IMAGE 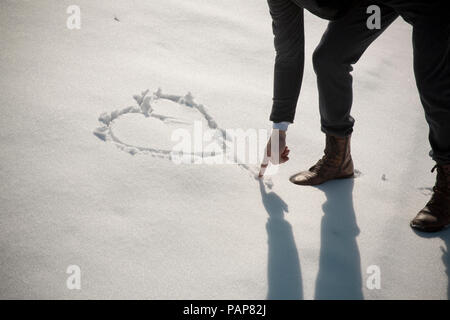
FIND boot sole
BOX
[410,221,449,233]
[289,172,354,186]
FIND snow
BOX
[0,0,448,299]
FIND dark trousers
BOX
[267,0,450,164]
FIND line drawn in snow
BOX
[418,187,433,196]
[94,88,273,188]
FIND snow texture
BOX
[0,0,449,299]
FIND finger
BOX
[281,150,289,158]
[258,163,268,177]
[280,156,289,164]
[259,151,270,176]
[261,150,270,166]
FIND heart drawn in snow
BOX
[93,88,225,159]
[93,88,273,188]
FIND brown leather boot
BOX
[289,134,354,186]
[411,164,450,232]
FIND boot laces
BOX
[428,165,450,211]
[310,137,342,174]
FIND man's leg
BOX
[391,0,450,231]
[409,13,450,165]
[313,2,399,137]
[267,0,305,123]
[290,3,399,186]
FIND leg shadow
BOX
[314,178,364,299]
[413,228,450,299]
[259,180,303,300]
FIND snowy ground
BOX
[1,0,449,299]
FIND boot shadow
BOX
[314,178,364,299]
[413,228,450,298]
[259,180,303,300]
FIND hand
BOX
[258,130,290,177]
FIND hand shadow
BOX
[259,179,303,300]
[314,178,364,299]
[412,227,450,298]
